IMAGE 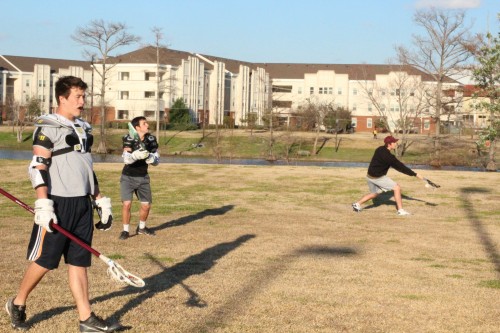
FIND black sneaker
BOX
[136,226,155,236]
[5,298,29,331]
[118,231,129,240]
[79,312,121,332]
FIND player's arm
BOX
[29,131,57,232]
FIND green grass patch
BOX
[478,280,500,289]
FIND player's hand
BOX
[94,197,113,231]
[34,198,57,232]
[146,153,157,164]
[132,148,149,160]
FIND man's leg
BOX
[137,202,155,236]
[119,201,132,240]
[68,265,91,321]
[139,202,151,222]
[393,184,403,210]
[14,262,49,305]
[6,262,48,330]
[357,193,378,205]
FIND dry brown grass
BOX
[0,160,499,332]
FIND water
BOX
[0,149,489,172]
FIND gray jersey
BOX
[32,114,95,197]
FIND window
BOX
[353,88,357,96]
[272,85,292,93]
[367,118,373,128]
[352,104,357,111]
[120,91,129,100]
[368,104,372,112]
[26,80,30,87]
[144,110,155,118]
[145,72,156,81]
[337,88,342,95]
[381,104,386,111]
[38,80,46,87]
[272,100,292,108]
[319,87,323,94]
[381,89,386,96]
[120,72,130,80]
[117,110,129,120]
[145,91,155,98]
[310,87,314,95]
[298,87,302,94]
[424,120,430,130]
[328,87,333,94]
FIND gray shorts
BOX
[120,174,153,203]
[366,175,397,194]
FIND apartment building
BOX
[1,49,467,134]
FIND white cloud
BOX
[415,0,481,9]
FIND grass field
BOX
[0,160,499,332]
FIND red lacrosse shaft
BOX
[0,187,100,257]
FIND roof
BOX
[254,63,455,82]
[0,55,91,72]
[113,46,257,73]
[1,48,459,84]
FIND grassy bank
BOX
[0,125,493,167]
[0,160,498,332]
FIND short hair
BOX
[55,76,88,105]
[131,116,147,129]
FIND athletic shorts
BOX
[27,195,93,269]
[120,174,152,203]
[366,175,397,194]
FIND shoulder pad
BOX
[34,114,72,129]
[144,133,157,143]
[122,134,135,142]
[75,118,92,132]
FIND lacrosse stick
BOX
[0,188,145,288]
[423,178,441,189]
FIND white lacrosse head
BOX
[107,262,145,288]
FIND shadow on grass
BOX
[363,191,437,210]
[26,234,255,329]
[460,187,500,278]
[151,205,235,233]
[185,244,358,332]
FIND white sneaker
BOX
[352,202,362,212]
[397,209,411,216]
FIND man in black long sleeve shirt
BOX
[352,135,424,215]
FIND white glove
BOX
[146,153,158,165]
[94,197,113,231]
[132,149,149,160]
[34,199,57,233]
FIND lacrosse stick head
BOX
[106,260,145,288]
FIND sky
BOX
[1,0,498,64]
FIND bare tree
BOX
[296,97,330,156]
[357,66,430,156]
[5,96,41,142]
[72,20,140,153]
[396,8,474,162]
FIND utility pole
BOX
[151,26,164,140]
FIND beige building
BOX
[1,49,468,134]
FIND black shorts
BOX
[27,195,93,269]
